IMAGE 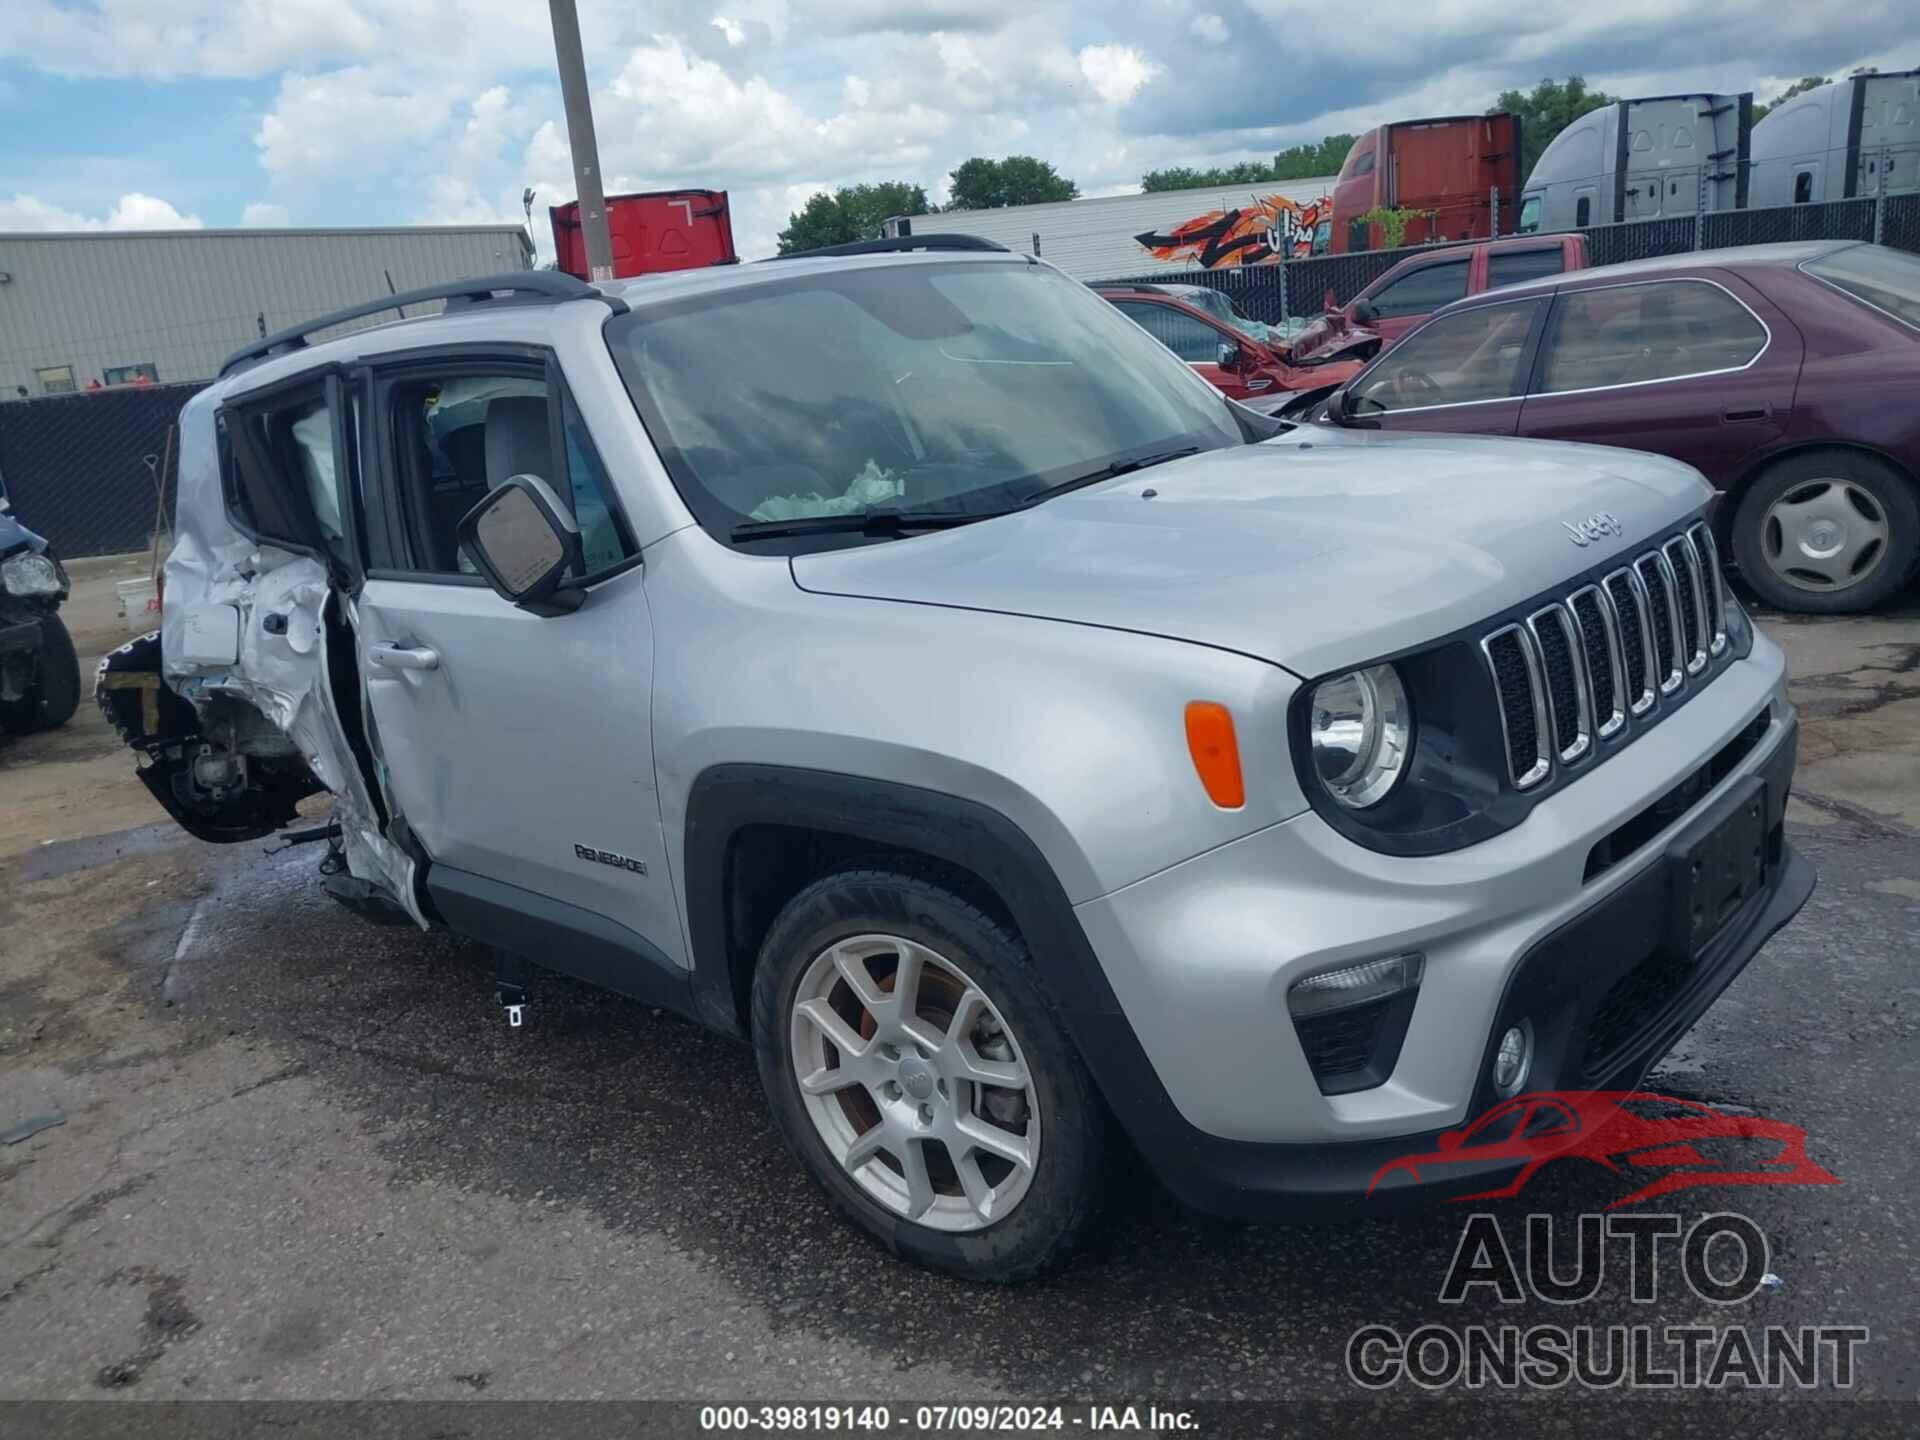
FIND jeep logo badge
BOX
[1562,512,1624,547]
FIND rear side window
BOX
[1487,248,1566,290]
[223,380,356,573]
[1802,244,1920,330]
[1367,260,1470,318]
[1536,280,1767,394]
[1793,171,1814,204]
[1347,299,1543,414]
[1111,300,1223,363]
[1575,196,1592,227]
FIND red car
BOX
[1310,241,1920,613]
[1339,234,1590,350]
[1367,1091,1838,1208]
[1094,282,1378,401]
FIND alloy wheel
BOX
[788,933,1040,1232]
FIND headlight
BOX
[1308,663,1412,808]
[0,551,62,597]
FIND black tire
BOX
[751,868,1111,1281]
[0,612,82,733]
[1730,451,1919,614]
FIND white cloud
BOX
[255,67,460,176]
[240,201,291,227]
[0,191,202,231]
[1189,13,1230,45]
[711,14,747,46]
[1077,44,1159,106]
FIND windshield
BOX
[1173,287,1272,343]
[1802,244,1920,331]
[605,260,1249,548]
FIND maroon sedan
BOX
[1310,241,1920,613]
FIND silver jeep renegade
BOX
[103,239,1814,1280]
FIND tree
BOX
[1752,76,1831,124]
[1492,76,1618,180]
[777,181,930,254]
[1141,135,1355,192]
[943,156,1077,210]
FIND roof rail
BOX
[219,271,623,377]
[759,234,1009,263]
[1087,280,1168,294]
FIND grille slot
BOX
[1689,522,1729,655]
[1635,552,1684,693]
[1568,585,1626,739]
[1482,625,1550,788]
[1604,568,1655,714]
[1664,536,1708,673]
[1527,604,1591,763]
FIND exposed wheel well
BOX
[720,822,1020,1033]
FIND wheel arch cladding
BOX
[683,765,1110,1037]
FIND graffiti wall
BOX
[1135,194,1331,268]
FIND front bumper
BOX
[1071,643,1813,1219]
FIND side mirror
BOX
[1325,386,1350,424]
[457,475,586,616]
[1350,299,1379,328]
[1217,342,1243,370]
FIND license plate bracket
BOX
[1666,775,1768,958]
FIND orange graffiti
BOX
[1136,194,1330,268]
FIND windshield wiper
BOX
[1018,446,1202,508]
[730,508,1006,542]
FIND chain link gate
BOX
[0,383,206,558]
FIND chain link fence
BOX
[1093,188,1920,320]
[1703,197,1878,250]
[0,383,205,557]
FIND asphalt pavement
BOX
[0,577,1914,1428]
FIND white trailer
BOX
[1748,69,1920,207]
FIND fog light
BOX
[1287,953,1424,1019]
[1491,1020,1533,1097]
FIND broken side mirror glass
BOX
[456,476,586,616]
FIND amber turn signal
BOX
[1184,701,1245,809]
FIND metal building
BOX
[892,177,1337,279]
[0,224,533,401]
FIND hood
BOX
[792,428,1711,677]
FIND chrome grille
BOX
[1482,625,1550,789]
[1689,522,1729,655]
[1663,535,1709,675]
[1527,604,1591,763]
[1567,585,1626,739]
[1481,526,1729,791]
[1635,551,1685,694]
[1603,567,1656,715]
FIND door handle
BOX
[1722,406,1769,422]
[369,644,440,671]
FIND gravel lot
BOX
[1,556,1915,1422]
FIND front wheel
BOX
[0,611,81,733]
[751,869,1111,1281]
[1731,453,1919,614]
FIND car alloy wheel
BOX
[1760,478,1890,594]
[788,932,1040,1232]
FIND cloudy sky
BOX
[1,1,1912,259]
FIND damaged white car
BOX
[104,243,1811,1280]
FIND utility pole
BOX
[547,0,614,280]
